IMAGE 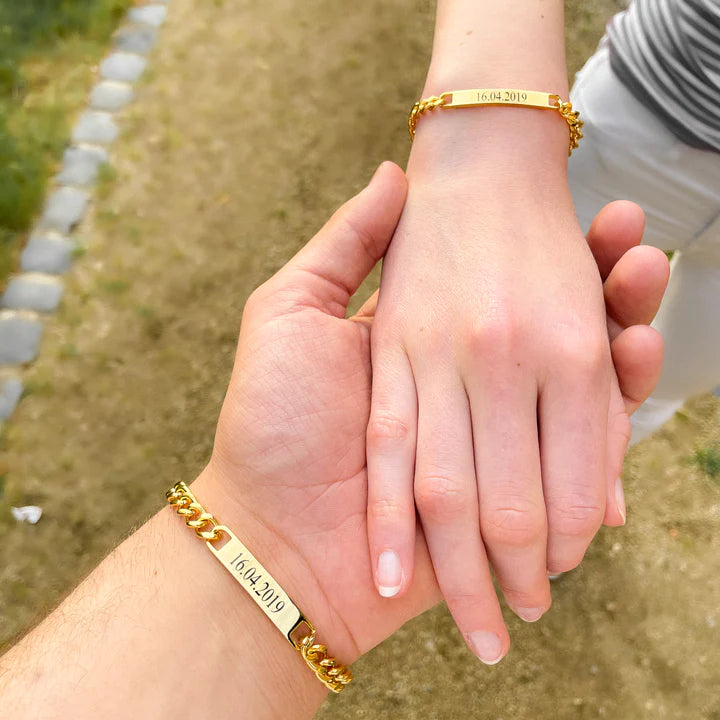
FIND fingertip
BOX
[376,549,410,598]
[611,325,664,412]
[514,605,548,623]
[368,161,408,199]
[467,629,510,665]
[590,200,646,245]
[586,200,646,280]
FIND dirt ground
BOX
[1,1,718,718]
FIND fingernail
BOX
[516,607,544,623]
[468,631,503,665]
[615,478,626,525]
[377,551,402,597]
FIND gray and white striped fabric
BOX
[608,0,720,152]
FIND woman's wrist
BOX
[407,104,571,184]
[413,0,570,181]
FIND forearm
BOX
[412,0,570,179]
[427,0,567,91]
[0,473,329,719]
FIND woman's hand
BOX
[365,116,669,663]
[197,161,668,672]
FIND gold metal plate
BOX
[207,527,309,645]
[442,88,557,110]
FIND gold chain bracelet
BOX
[408,88,583,155]
[166,481,353,693]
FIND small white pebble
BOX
[11,506,42,524]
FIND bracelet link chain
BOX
[551,95,584,154]
[408,88,583,156]
[166,481,353,693]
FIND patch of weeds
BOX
[0,474,5,500]
[95,162,118,200]
[22,375,53,397]
[95,207,121,225]
[71,243,87,260]
[691,446,720,484]
[58,342,78,359]
[98,276,130,294]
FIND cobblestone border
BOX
[0,1,169,421]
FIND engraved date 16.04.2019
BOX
[478,89,528,103]
[228,551,286,613]
[207,529,307,642]
[441,88,556,111]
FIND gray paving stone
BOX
[2,276,64,313]
[128,4,167,27]
[21,235,76,274]
[100,52,147,83]
[0,314,44,365]
[0,375,23,420]
[72,111,119,145]
[39,187,90,234]
[56,145,108,186]
[89,80,135,112]
[114,24,158,54]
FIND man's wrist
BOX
[190,463,361,664]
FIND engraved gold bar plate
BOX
[442,89,557,110]
[207,527,310,646]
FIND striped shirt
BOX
[608,0,720,152]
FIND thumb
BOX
[280,161,407,316]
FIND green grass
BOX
[0,0,132,287]
[692,446,720,482]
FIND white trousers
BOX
[569,44,720,443]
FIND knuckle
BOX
[482,502,545,549]
[403,323,448,356]
[367,415,410,447]
[548,496,604,538]
[443,591,491,615]
[368,497,411,525]
[501,583,549,608]
[466,313,519,359]
[557,331,607,375]
[414,474,468,522]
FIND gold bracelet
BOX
[166,481,353,693]
[408,88,583,155]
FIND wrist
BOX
[407,100,571,186]
[191,462,361,661]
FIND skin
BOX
[0,164,668,718]
[366,0,644,663]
